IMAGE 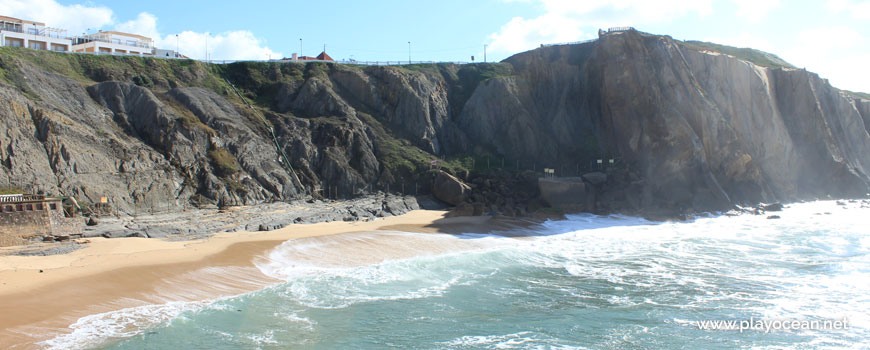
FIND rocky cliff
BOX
[1,28,869,217]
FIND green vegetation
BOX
[356,112,434,175]
[0,186,23,195]
[356,112,467,177]
[844,90,870,100]
[0,46,228,92]
[678,40,795,69]
[155,93,216,134]
[216,60,306,104]
[208,147,241,177]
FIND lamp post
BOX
[175,34,179,58]
[484,44,487,63]
[299,38,302,58]
[408,41,411,64]
[205,32,209,62]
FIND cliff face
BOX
[0,29,868,216]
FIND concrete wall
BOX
[538,177,593,210]
[0,31,71,51]
[0,200,83,246]
[48,204,83,237]
[72,40,152,55]
[0,206,51,246]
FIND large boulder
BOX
[432,171,471,206]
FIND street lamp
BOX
[299,38,302,57]
[175,34,179,58]
[205,32,209,62]
[408,41,411,64]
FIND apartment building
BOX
[0,15,71,52]
[72,30,153,56]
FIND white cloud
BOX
[488,14,587,53]
[487,0,712,55]
[0,0,112,35]
[170,31,281,61]
[115,12,281,60]
[704,33,775,52]
[115,12,160,40]
[730,0,781,22]
[782,26,868,92]
[827,0,870,19]
[0,0,281,60]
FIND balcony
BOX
[76,35,152,50]
[1,25,70,40]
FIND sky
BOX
[0,0,868,92]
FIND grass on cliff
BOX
[208,147,241,177]
[844,90,870,100]
[678,40,795,69]
[356,112,467,177]
[0,186,23,195]
[0,47,229,93]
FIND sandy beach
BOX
[0,209,484,349]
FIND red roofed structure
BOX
[315,51,333,61]
[283,51,334,62]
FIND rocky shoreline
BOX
[7,192,870,257]
[4,193,437,256]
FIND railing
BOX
[2,45,476,65]
[608,27,635,32]
[76,37,152,49]
[541,38,598,47]
[0,27,71,40]
[1,26,22,33]
[0,194,45,203]
[201,59,473,66]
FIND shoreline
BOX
[0,209,484,349]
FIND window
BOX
[36,203,43,211]
[5,39,22,47]
[4,206,12,212]
[25,204,33,211]
[112,38,121,44]
[50,203,57,210]
[126,40,137,46]
[27,28,39,35]
[29,42,43,50]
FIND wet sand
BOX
[0,210,500,349]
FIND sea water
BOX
[45,200,870,349]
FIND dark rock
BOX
[447,203,475,217]
[762,203,784,212]
[767,215,781,219]
[87,217,99,226]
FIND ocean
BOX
[44,200,870,349]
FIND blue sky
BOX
[1,0,869,92]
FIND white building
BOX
[153,48,188,59]
[72,31,153,56]
[0,15,71,52]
